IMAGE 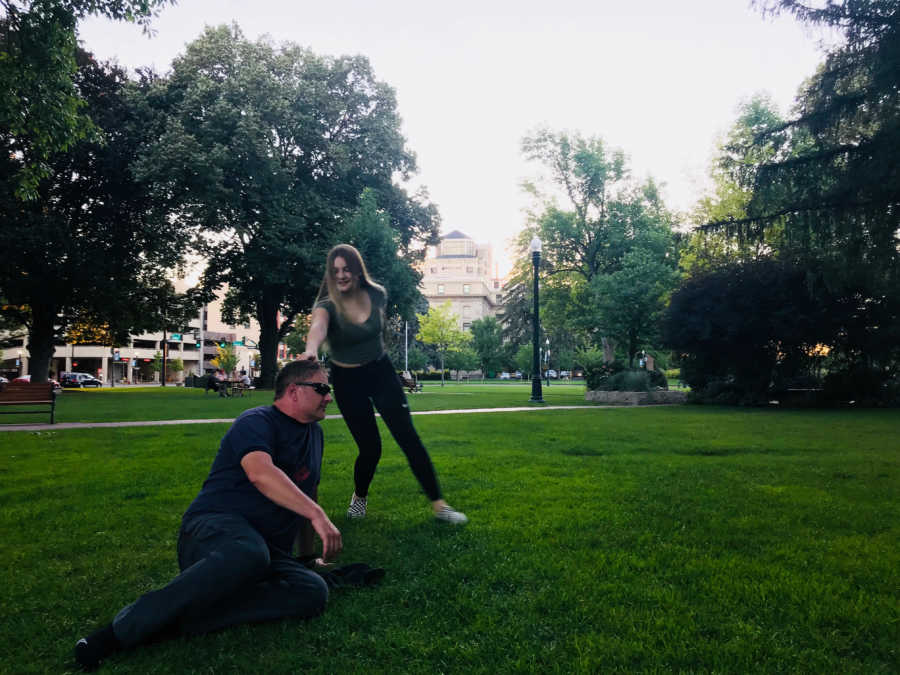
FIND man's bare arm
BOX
[240,451,342,560]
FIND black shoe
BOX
[75,624,118,671]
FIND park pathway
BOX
[0,405,627,432]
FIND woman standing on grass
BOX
[301,244,467,525]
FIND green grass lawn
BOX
[0,381,591,425]
[1,405,897,673]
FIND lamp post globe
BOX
[529,236,543,403]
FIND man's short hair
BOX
[274,360,326,400]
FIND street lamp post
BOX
[545,337,550,387]
[197,305,205,376]
[529,236,543,403]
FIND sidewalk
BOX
[0,405,615,432]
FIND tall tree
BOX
[513,343,534,379]
[724,2,899,282]
[0,50,192,383]
[592,248,680,367]
[508,129,678,359]
[469,316,506,379]
[744,0,899,266]
[0,0,173,199]
[338,188,428,323]
[700,1,900,387]
[682,94,789,277]
[137,25,438,388]
[416,302,470,386]
[444,345,479,382]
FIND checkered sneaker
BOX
[347,494,367,519]
[435,505,468,525]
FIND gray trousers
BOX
[112,512,328,647]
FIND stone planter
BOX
[585,390,687,405]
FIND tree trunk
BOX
[601,336,616,363]
[628,329,639,369]
[440,353,444,386]
[257,295,281,390]
[27,302,58,384]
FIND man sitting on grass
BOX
[75,360,342,670]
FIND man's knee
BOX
[307,573,329,615]
[274,568,329,617]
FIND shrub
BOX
[581,357,624,391]
[416,370,451,381]
[823,366,893,405]
[663,260,829,403]
[647,369,668,390]
[605,369,651,392]
[581,348,669,392]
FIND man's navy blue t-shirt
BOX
[182,405,323,553]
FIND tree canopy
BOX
[0,49,193,382]
[135,25,438,387]
[505,128,679,363]
[469,316,507,378]
[0,0,173,198]
[338,188,428,323]
[416,302,469,386]
[685,0,900,399]
[715,2,898,287]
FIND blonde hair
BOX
[314,244,386,319]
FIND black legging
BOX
[331,354,441,501]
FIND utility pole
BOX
[161,327,167,387]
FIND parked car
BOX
[559,370,570,379]
[514,370,522,379]
[12,374,62,390]
[61,372,103,388]
[545,369,558,379]
[0,375,8,384]
[499,372,511,380]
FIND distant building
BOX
[419,230,504,330]
[1,285,262,384]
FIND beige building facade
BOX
[420,230,504,330]
[1,285,262,384]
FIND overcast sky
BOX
[78,0,827,275]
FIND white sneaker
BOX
[347,494,367,519]
[435,505,468,524]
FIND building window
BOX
[462,322,471,330]
[466,266,473,274]
[493,280,500,289]
[437,284,445,295]
[463,284,471,294]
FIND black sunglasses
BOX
[294,382,332,396]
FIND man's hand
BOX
[241,451,341,559]
[310,512,342,561]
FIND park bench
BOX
[0,382,57,424]
[231,383,255,397]
[399,372,422,394]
